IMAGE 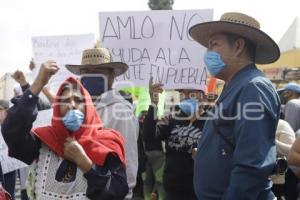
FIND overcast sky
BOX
[0,0,298,76]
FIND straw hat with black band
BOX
[66,48,128,76]
[189,12,280,64]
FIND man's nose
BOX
[70,100,76,109]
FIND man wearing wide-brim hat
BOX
[66,48,139,200]
[189,12,281,199]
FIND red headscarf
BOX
[32,77,126,166]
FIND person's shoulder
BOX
[287,98,300,106]
[244,74,277,96]
[96,90,134,108]
[234,65,272,93]
[250,73,273,87]
[240,75,280,113]
[245,65,271,85]
[285,99,300,113]
[277,119,295,136]
[114,99,135,111]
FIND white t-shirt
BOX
[285,98,300,132]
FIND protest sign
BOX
[99,10,212,90]
[32,34,95,93]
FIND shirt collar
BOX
[217,64,257,104]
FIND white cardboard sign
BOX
[32,34,95,93]
[99,10,213,90]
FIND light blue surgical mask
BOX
[179,98,199,115]
[204,51,226,76]
[62,109,84,132]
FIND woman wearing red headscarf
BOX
[1,61,129,200]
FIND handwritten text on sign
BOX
[99,10,213,90]
[32,34,95,93]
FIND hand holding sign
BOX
[149,77,163,105]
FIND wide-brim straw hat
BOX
[66,48,128,76]
[189,12,280,64]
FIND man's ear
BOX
[233,38,246,57]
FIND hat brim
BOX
[65,62,128,76]
[189,21,280,64]
[277,88,285,94]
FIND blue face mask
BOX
[179,98,199,115]
[62,109,84,132]
[204,51,226,76]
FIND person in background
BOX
[1,60,129,200]
[119,90,146,200]
[0,100,16,199]
[271,119,296,200]
[144,77,207,200]
[278,83,300,133]
[142,109,165,200]
[132,110,147,200]
[189,12,280,199]
[0,99,28,200]
[66,48,139,200]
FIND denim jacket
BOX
[194,64,280,200]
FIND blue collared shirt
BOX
[194,64,280,200]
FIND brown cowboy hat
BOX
[66,48,128,76]
[189,12,280,64]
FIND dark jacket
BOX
[21,83,51,111]
[194,64,280,200]
[143,105,206,197]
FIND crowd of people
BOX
[0,11,299,200]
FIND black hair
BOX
[224,32,256,62]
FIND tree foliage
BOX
[148,0,174,10]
